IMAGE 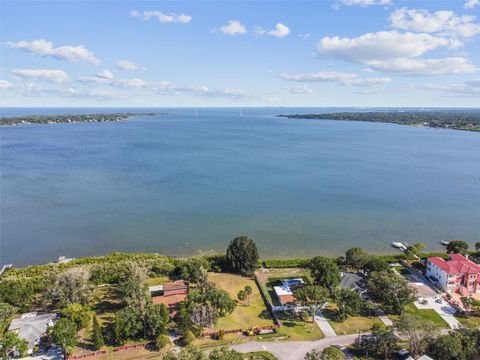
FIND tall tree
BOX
[187,284,236,328]
[113,306,143,345]
[367,272,415,314]
[362,257,390,275]
[60,303,92,330]
[91,315,105,350]
[333,288,362,322]
[226,236,259,276]
[396,313,437,357]
[0,302,18,332]
[293,285,329,323]
[179,257,211,285]
[309,257,341,291]
[0,280,34,312]
[50,318,78,356]
[0,331,28,359]
[117,261,149,309]
[345,247,368,269]
[144,303,170,340]
[45,268,92,307]
[447,240,469,254]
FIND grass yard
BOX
[255,268,313,306]
[208,272,274,330]
[243,351,278,360]
[274,318,324,341]
[388,303,448,329]
[455,315,480,329]
[322,307,383,335]
[144,276,170,287]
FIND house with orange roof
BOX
[149,280,189,314]
[426,254,480,295]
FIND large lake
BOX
[1,108,479,266]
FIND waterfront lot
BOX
[208,272,275,330]
[255,268,313,306]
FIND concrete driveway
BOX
[414,298,462,329]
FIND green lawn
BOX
[208,272,275,330]
[388,303,448,329]
[322,307,383,335]
[243,351,278,360]
[274,318,324,341]
[455,315,480,329]
[254,268,313,306]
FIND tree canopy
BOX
[225,236,259,276]
[367,272,415,314]
[446,240,469,254]
[293,285,329,322]
[308,257,341,291]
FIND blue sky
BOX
[1,0,479,107]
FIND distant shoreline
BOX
[278,111,480,132]
[0,112,161,126]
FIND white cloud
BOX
[12,69,70,82]
[96,70,114,79]
[465,0,479,9]
[427,79,480,96]
[0,80,14,89]
[113,78,147,88]
[338,0,391,7]
[317,31,459,62]
[18,83,123,99]
[316,31,474,75]
[78,74,147,88]
[130,10,191,23]
[154,81,261,99]
[390,8,480,38]
[9,39,100,64]
[280,71,392,86]
[288,85,314,94]
[215,20,247,36]
[117,59,145,71]
[366,57,478,75]
[255,23,290,38]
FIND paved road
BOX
[231,334,361,360]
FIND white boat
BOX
[441,240,450,246]
[392,242,407,250]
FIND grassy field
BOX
[274,317,324,341]
[388,303,448,329]
[455,315,480,329]
[255,268,313,306]
[208,272,275,330]
[322,307,383,335]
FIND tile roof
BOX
[428,254,480,275]
[152,293,187,307]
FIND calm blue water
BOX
[1,108,479,266]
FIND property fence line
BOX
[67,350,107,360]
[253,273,281,327]
[67,342,149,360]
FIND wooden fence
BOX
[67,350,107,360]
[67,342,149,360]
